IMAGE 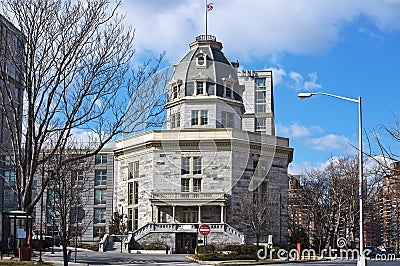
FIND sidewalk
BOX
[38,247,88,266]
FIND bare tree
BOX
[237,189,275,261]
[0,0,167,215]
[45,149,94,265]
[299,156,386,251]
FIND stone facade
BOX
[113,35,293,252]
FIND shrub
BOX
[224,244,257,255]
[197,244,216,254]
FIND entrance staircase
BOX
[130,223,244,243]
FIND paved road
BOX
[42,248,198,265]
[41,248,400,266]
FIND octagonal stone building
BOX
[113,35,293,253]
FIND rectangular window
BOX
[95,170,107,186]
[221,112,234,128]
[201,110,208,125]
[181,157,190,175]
[127,208,133,231]
[134,161,139,178]
[181,178,190,192]
[72,170,84,186]
[172,85,179,99]
[128,161,139,180]
[181,156,202,175]
[94,208,107,224]
[256,91,266,103]
[256,118,266,130]
[134,208,139,230]
[4,171,15,187]
[192,110,208,126]
[94,189,107,205]
[171,112,180,128]
[134,181,139,204]
[95,154,107,164]
[196,81,204,95]
[3,189,16,205]
[93,227,105,237]
[225,87,232,98]
[4,155,12,166]
[128,182,134,205]
[191,110,199,125]
[255,78,266,87]
[256,104,266,113]
[193,178,202,192]
[193,157,202,175]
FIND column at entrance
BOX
[198,206,202,223]
[172,205,176,223]
[220,205,225,223]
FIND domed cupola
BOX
[165,35,244,130]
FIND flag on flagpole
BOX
[207,2,214,12]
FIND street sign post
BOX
[199,224,210,257]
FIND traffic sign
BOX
[199,224,210,236]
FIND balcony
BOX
[150,192,227,206]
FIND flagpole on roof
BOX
[205,0,208,37]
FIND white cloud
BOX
[304,72,322,90]
[306,134,351,151]
[276,123,311,138]
[270,66,287,85]
[119,1,400,62]
[289,160,331,175]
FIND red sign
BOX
[199,224,210,236]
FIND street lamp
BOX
[298,91,366,266]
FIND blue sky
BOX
[120,0,400,174]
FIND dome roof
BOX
[169,35,241,101]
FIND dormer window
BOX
[222,75,236,99]
[169,79,182,100]
[198,56,205,66]
[196,51,207,68]
[196,81,204,95]
[193,74,208,96]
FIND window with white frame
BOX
[170,112,180,128]
[191,110,208,126]
[221,111,234,128]
[180,177,202,192]
[128,161,139,180]
[95,154,107,164]
[72,170,84,186]
[94,208,107,223]
[95,170,107,186]
[94,189,107,205]
[256,117,266,130]
[196,51,207,67]
[196,81,205,95]
[255,77,267,113]
[181,156,202,175]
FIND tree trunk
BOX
[60,235,69,266]
[256,236,260,261]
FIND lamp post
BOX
[37,153,45,264]
[298,92,366,266]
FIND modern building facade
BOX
[113,35,293,253]
[378,161,400,252]
[33,148,115,243]
[287,175,314,247]
[0,14,24,236]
